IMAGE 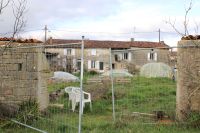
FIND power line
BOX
[0,29,43,36]
[49,29,158,35]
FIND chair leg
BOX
[72,101,76,112]
[68,100,70,108]
[90,102,92,111]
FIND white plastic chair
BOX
[65,87,74,107]
[65,87,92,113]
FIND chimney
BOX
[130,38,134,42]
[160,41,164,44]
[49,37,53,44]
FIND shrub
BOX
[15,99,39,125]
[88,70,98,75]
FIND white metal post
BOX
[78,36,84,133]
[109,48,116,122]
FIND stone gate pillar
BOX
[177,40,200,121]
[0,45,51,117]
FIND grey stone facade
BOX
[0,45,50,112]
[130,48,169,68]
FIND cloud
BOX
[1,0,200,47]
[26,0,121,28]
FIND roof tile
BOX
[47,39,169,48]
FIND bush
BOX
[1,99,39,128]
[188,112,200,128]
[15,99,39,125]
[126,63,140,74]
[88,70,98,75]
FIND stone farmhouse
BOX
[45,38,169,73]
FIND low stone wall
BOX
[177,40,200,121]
[0,45,51,116]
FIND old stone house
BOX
[45,38,169,73]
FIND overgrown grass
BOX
[2,76,200,133]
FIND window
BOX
[150,53,154,60]
[99,62,104,70]
[91,49,96,55]
[67,49,71,55]
[112,63,115,69]
[91,60,95,68]
[123,53,128,60]
[115,54,118,61]
[64,49,74,55]
[148,49,157,61]
[77,59,81,70]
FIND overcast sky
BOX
[0,0,200,46]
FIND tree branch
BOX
[165,0,193,37]
[0,0,11,14]
[0,0,27,54]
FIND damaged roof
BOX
[0,37,43,43]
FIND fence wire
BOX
[0,40,200,133]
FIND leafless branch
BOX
[165,0,193,37]
[11,0,27,38]
[184,0,193,36]
[0,0,11,14]
[0,0,27,54]
[194,20,199,35]
[165,18,185,36]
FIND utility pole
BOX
[44,25,48,43]
[158,28,161,43]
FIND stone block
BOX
[2,54,12,59]
[0,96,5,101]
[12,54,22,59]
[6,64,18,71]
[4,89,13,95]
[24,88,37,96]
[17,71,38,80]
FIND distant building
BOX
[45,38,170,73]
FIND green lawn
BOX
[1,76,200,133]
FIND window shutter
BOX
[88,60,91,69]
[147,53,150,61]
[71,49,75,56]
[96,61,100,70]
[119,54,122,60]
[73,59,76,67]
[91,49,96,55]
[62,58,66,68]
[128,52,132,61]
[154,53,157,61]
[64,49,67,55]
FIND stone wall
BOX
[46,48,111,72]
[0,45,50,114]
[131,48,170,68]
[177,40,200,121]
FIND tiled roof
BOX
[47,39,169,48]
[0,37,43,43]
[181,35,200,40]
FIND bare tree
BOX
[165,0,193,37]
[11,0,27,39]
[0,0,27,54]
[0,0,11,14]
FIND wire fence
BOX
[0,39,200,133]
